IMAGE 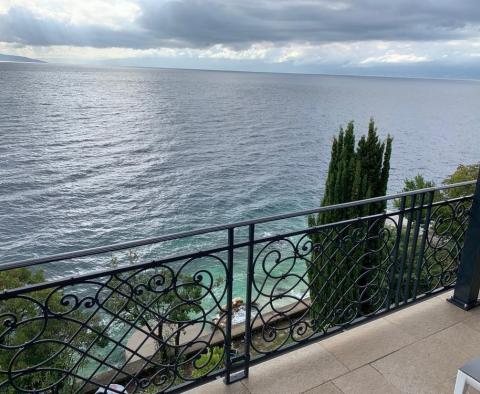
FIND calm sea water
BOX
[1,63,479,279]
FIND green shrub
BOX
[192,346,225,378]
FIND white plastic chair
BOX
[95,384,127,394]
[455,358,480,393]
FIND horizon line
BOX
[6,58,480,83]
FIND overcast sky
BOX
[1,0,480,78]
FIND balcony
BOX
[186,289,477,394]
[0,179,479,393]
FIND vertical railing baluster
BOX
[243,223,255,378]
[396,194,416,306]
[404,192,425,302]
[224,227,235,384]
[412,190,435,299]
[388,195,405,310]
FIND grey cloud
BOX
[1,0,480,49]
[0,7,155,48]
[139,0,480,47]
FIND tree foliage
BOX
[0,268,105,393]
[393,164,479,212]
[442,164,479,198]
[309,119,392,225]
[387,164,479,301]
[308,119,392,328]
[191,346,224,378]
[393,174,436,209]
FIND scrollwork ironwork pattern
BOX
[249,215,397,356]
[0,254,229,393]
[421,199,473,292]
[0,190,474,393]
[249,196,473,359]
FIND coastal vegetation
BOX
[442,163,479,197]
[191,346,224,378]
[393,174,436,210]
[307,119,392,328]
[393,163,479,210]
[390,163,479,299]
[0,268,106,393]
[306,116,478,331]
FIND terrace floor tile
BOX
[384,295,469,340]
[333,365,402,394]
[183,292,480,394]
[302,381,344,394]
[242,343,348,394]
[320,318,416,370]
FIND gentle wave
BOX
[1,63,480,278]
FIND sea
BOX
[1,62,479,280]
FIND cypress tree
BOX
[308,119,392,329]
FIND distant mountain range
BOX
[0,54,46,63]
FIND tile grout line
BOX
[294,317,424,391]
[299,379,347,394]
[299,361,388,392]
[312,362,383,390]
[221,298,474,394]
[330,380,347,394]
[299,378,348,394]
[359,313,472,369]
[292,314,472,391]
[311,308,471,386]
[317,318,417,372]
[369,362,393,383]
[319,343,351,373]
[382,318,466,348]
[368,363,407,394]
[366,320,478,392]
[240,380,252,393]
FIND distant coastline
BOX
[0,54,46,63]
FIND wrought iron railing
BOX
[0,180,477,393]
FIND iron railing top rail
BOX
[1,179,476,271]
[0,193,473,298]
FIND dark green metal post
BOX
[449,169,480,310]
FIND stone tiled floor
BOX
[185,291,480,394]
